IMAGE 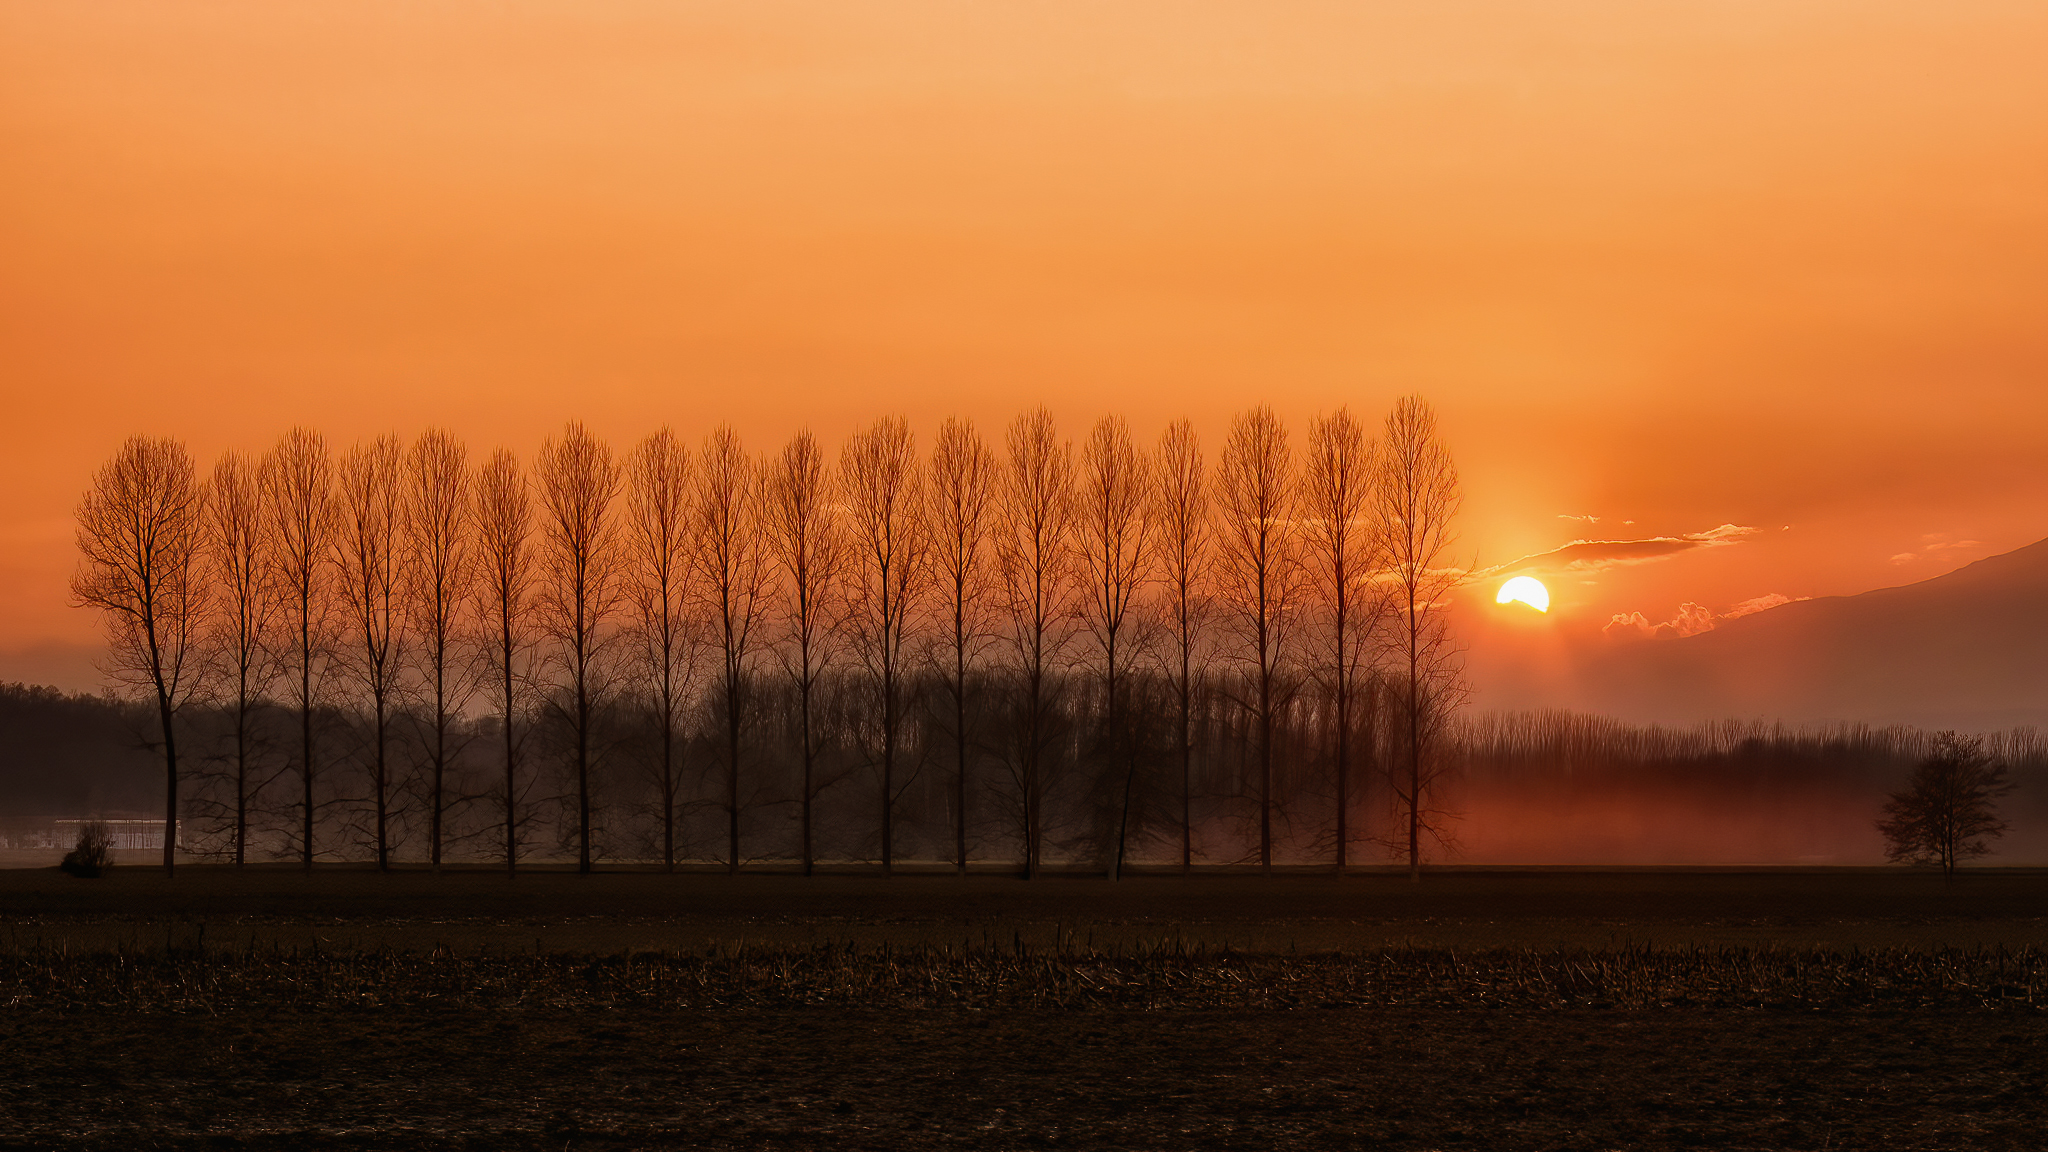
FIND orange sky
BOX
[4,1,2046,702]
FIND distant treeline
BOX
[1447,711,2047,864]
[0,683,159,825]
[1456,709,2048,791]
[9,679,2039,867]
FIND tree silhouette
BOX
[535,422,622,875]
[1077,416,1154,879]
[1374,396,1464,880]
[766,429,845,876]
[1303,408,1380,872]
[995,408,1075,879]
[72,436,208,875]
[260,428,335,873]
[1153,419,1210,872]
[842,417,928,873]
[695,426,770,874]
[405,429,476,873]
[475,448,535,877]
[926,417,998,875]
[1879,731,2014,878]
[1216,406,1297,874]
[626,428,699,873]
[203,449,277,867]
[335,435,407,870]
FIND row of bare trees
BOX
[71,400,1465,877]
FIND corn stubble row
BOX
[1,942,2040,1013]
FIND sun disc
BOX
[1496,575,1550,612]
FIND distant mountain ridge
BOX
[1577,537,2048,731]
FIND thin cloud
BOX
[1483,523,1759,578]
[1888,534,1983,565]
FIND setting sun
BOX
[1497,576,1550,613]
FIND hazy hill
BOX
[1579,537,2048,730]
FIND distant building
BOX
[3,819,179,851]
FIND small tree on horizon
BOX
[1878,731,2014,878]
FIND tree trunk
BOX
[954,639,968,876]
[301,653,314,875]
[158,693,178,876]
[727,674,741,875]
[503,647,518,880]
[577,672,591,875]
[234,698,249,868]
[801,674,815,877]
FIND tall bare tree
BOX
[261,428,336,873]
[995,408,1075,879]
[1303,408,1380,872]
[694,426,770,874]
[405,429,474,871]
[1374,395,1464,880]
[1216,406,1297,874]
[1076,416,1154,879]
[625,428,698,872]
[475,448,535,877]
[925,417,997,874]
[765,430,845,876]
[841,417,928,874]
[1153,419,1210,873]
[536,422,623,875]
[72,436,209,875]
[336,436,407,870]
[203,449,276,866]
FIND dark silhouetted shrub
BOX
[59,821,113,878]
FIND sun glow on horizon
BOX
[1497,576,1550,613]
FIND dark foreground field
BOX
[3,868,2046,1149]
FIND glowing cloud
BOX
[1604,591,1806,639]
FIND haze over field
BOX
[5,1,2048,719]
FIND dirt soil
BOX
[4,1007,2043,1149]
[4,867,2047,1148]
[6,866,2048,951]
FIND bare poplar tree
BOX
[1374,395,1464,880]
[405,429,474,871]
[841,417,928,874]
[994,408,1076,879]
[72,436,208,875]
[475,448,535,877]
[625,428,698,872]
[1215,406,1297,874]
[1076,416,1154,879]
[1153,419,1210,873]
[535,422,623,875]
[203,449,276,866]
[261,428,336,873]
[925,417,997,874]
[336,436,408,870]
[1303,408,1380,872]
[694,426,770,874]
[765,430,845,876]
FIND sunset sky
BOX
[4,1,2045,704]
